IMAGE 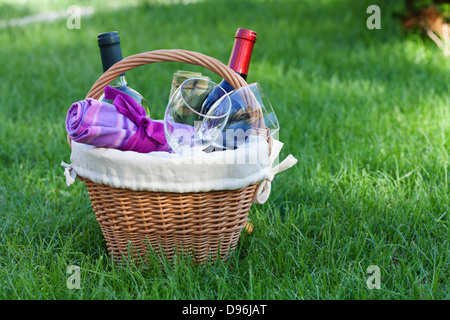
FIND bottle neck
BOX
[110,75,128,88]
[228,36,256,77]
[235,72,247,81]
[99,42,125,77]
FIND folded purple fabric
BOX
[66,86,169,153]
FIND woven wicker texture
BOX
[70,49,264,264]
[84,179,257,263]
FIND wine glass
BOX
[208,82,279,151]
[164,77,232,154]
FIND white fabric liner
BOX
[62,136,297,202]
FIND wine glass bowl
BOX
[209,82,279,150]
[164,77,232,154]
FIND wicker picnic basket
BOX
[67,49,271,265]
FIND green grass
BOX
[0,0,449,300]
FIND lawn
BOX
[0,0,449,300]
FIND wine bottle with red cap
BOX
[202,28,257,112]
[97,31,150,116]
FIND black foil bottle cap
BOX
[97,31,120,46]
[97,31,124,75]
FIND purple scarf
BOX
[66,86,169,153]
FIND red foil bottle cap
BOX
[235,28,257,42]
[228,28,257,76]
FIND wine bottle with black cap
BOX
[97,31,150,116]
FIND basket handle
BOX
[85,49,248,99]
[67,49,271,152]
[67,49,249,147]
